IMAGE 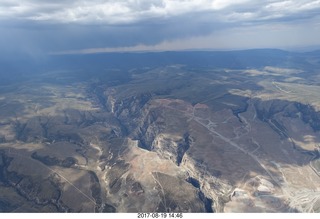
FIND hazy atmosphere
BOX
[0,0,320,56]
[1,0,320,214]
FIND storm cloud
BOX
[0,0,319,54]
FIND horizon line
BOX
[48,46,320,56]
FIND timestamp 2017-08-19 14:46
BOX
[137,213,183,218]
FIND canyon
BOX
[0,50,320,212]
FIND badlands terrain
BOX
[0,50,320,212]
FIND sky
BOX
[0,0,320,56]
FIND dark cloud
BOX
[0,0,319,55]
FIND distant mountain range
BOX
[1,48,318,84]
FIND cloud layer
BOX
[0,0,319,54]
[1,0,319,24]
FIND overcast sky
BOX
[0,0,320,55]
